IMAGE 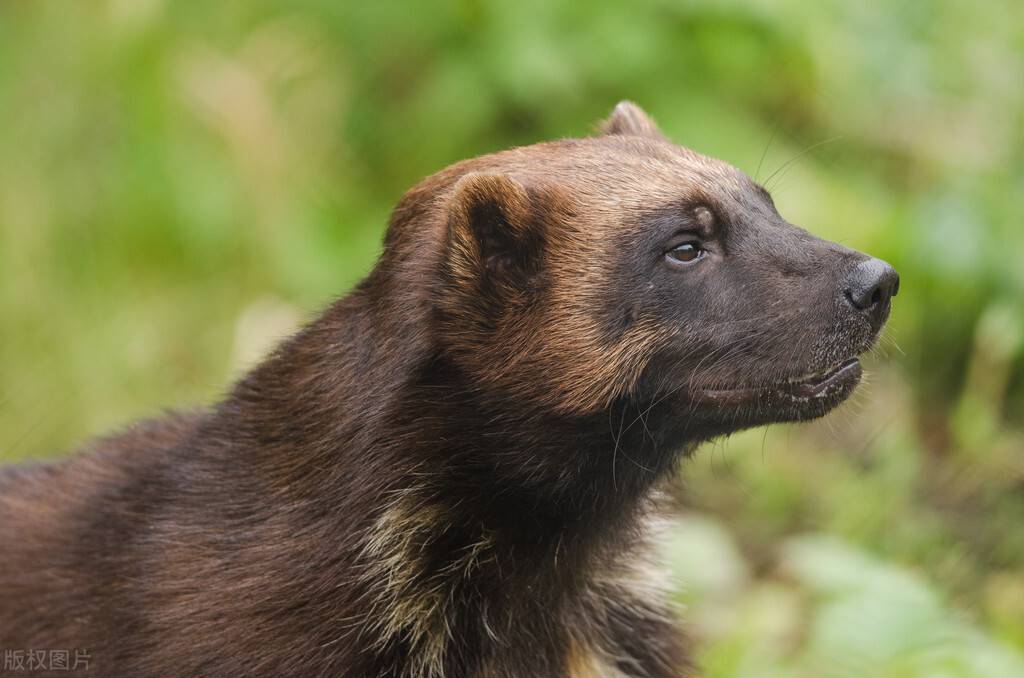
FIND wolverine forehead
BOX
[508,138,757,220]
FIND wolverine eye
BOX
[665,241,705,264]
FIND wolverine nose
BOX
[844,258,899,325]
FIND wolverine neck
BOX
[227,279,687,551]
[387,353,686,552]
[212,283,685,672]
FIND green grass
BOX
[1,2,1022,675]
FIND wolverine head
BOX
[392,102,896,441]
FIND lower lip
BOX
[699,358,862,405]
[787,358,862,398]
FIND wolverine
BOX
[0,102,898,676]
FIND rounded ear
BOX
[445,173,543,290]
[599,100,667,140]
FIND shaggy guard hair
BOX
[0,102,894,677]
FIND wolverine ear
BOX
[599,100,667,140]
[445,173,543,291]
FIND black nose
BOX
[844,257,899,321]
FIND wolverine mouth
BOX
[697,357,863,408]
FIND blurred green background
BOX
[1,1,1022,675]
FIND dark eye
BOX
[666,241,705,264]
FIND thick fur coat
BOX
[0,102,896,677]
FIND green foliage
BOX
[1,1,1021,673]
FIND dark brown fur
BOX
[0,102,895,677]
